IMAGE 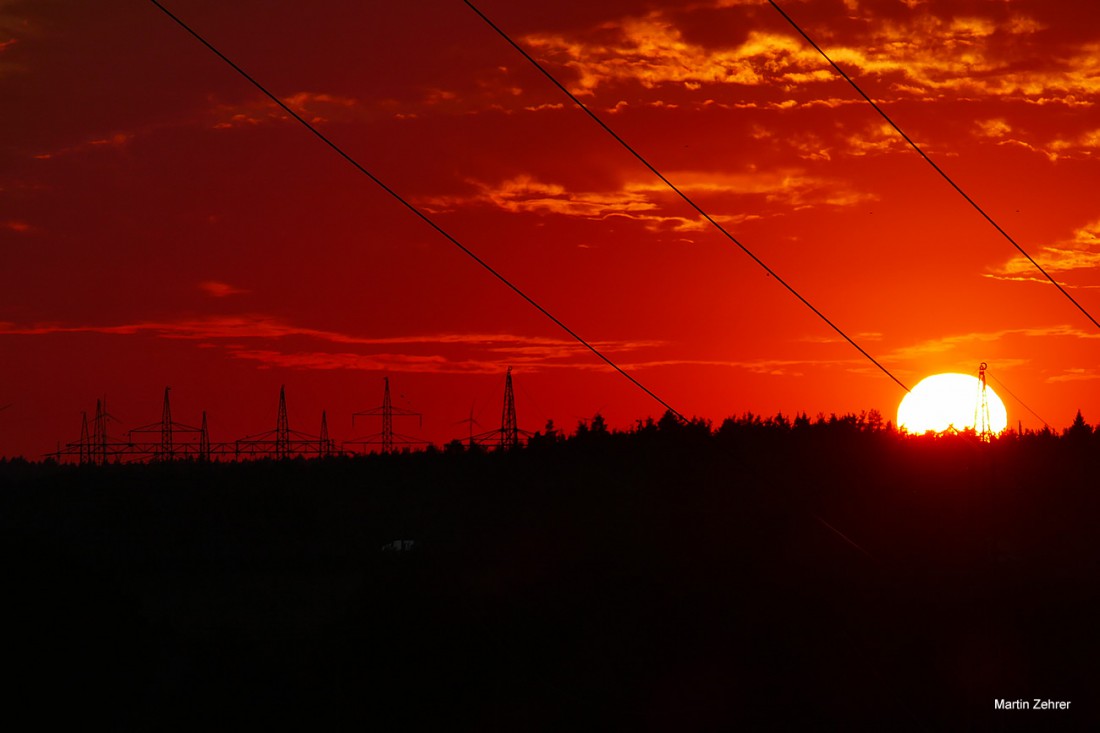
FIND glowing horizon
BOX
[1,1,1098,456]
[897,373,1009,435]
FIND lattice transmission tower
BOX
[127,387,208,461]
[500,366,519,450]
[461,367,531,450]
[975,362,992,442]
[234,385,335,459]
[347,377,422,454]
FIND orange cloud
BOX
[629,168,876,210]
[510,6,1097,110]
[1047,368,1100,383]
[986,220,1100,285]
[883,325,1100,362]
[522,18,821,95]
[419,175,709,231]
[0,316,665,374]
[1044,128,1100,160]
[421,169,872,232]
[975,118,1013,139]
[221,348,803,376]
[211,91,360,129]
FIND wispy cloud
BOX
[1047,368,1100,383]
[884,325,1100,362]
[3,219,32,233]
[419,174,710,231]
[986,220,1100,285]
[224,349,497,374]
[512,6,1095,108]
[0,315,644,347]
[420,170,872,231]
[221,349,836,376]
[0,314,869,377]
[614,356,860,377]
[210,91,360,129]
[32,131,133,160]
[199,281,249,298]
[628,169,876,209]
[0,315,666,374]
[522,19,821,95]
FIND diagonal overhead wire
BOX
[768,0,1100,332]
[986,370,1051,430]
[463,0,910,394]
[148,0,685,422]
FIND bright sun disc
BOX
[897,373,1008,435]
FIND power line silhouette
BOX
[767,0,1100,332]
[986,370,1051,430]
[463,0,910,394]
[148,0,685,423]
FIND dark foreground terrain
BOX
[2,414,1098,730]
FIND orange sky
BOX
[2,0,1100,457]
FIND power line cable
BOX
[986,370,1051,430]
[463,0,909,394]
[463,9,927,714]
[768,0,1100,333]
[149,1,921,694]
[148,0,684,423]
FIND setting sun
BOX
[897,373,1009,435]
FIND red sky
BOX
[3,0,1100,457]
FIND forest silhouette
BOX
[2,410,1097,729]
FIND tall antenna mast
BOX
[976,362,992,442]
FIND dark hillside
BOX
[1,416,1097,730]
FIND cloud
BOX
[975,118,1012,139]
[199,281,249,298]
[0,315,665,374]
[1044,128,1100,159]
[521,18,821,95]
[222,349,817,376]
[986,220,1100,285]
[800,331,884,345]
[224,348,498,374]
[966,123,1100,162]
[750,119,907,161]
[509,5,1098,109]
[0,315,620,346]
[614,356,858,377]
[32,130,133,160]
[631,168,876,209]
[419,174,709,231]
[884,325,1100,362]
[3,219,32,233]
[8,313,840,378]
[420,169,872,232]
[211,91,360,129]
[1047,368,1100,383]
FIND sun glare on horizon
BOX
[897,373,1008,435]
